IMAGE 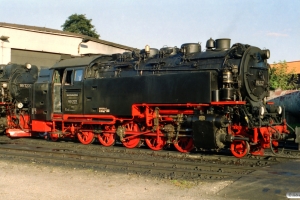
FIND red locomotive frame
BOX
[5,100,289,158]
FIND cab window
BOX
[74,69,83,82]
[65,70,73,85]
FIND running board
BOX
[6,129,31,137]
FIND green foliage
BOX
[269,61,298,90]
[61,14,100,39]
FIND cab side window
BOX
[65,70,73,85]
[74,69,83,82]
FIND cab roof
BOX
[51,55,112,69]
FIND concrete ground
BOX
[0,158,299,200]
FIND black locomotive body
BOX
[2,38,291,157]
[0,63,40,133]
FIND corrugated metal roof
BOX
[0,22,136,51]
[270,60,300,74]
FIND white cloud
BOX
[267,32,289,37]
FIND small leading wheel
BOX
[49,133,59,142]
[173,137,194,153]
[230,139,250,158]
[122,122,141,148]
[145,136,166,151]
[270,137,285,156]
[250,145,264,156]
[77,131,95,145]
[98,133,115,147]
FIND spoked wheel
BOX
[145,136,166,151]
[174,137,194,153]
[77,131,95,145]
[98,133,115,147]
[122,136,141,148]
[270,137,285,156]
[230,137,250,158]
[98,125,116,147]
[122,122,141,148]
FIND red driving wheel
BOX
[174,137,194,153]
[145,136,166,150]
[230,137,250,158]
[122,122,141,148]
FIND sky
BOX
[1,0,299,63]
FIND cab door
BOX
[62,68,84,114]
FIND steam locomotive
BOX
[0,38,293,157]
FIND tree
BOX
[61,14,100,39]
[269,61,298,90]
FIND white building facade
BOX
[0,22,135,67]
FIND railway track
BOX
[2,136,297,163]
[0,136,285,165]
[0,135,299,181]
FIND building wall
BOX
[0,39,10,64]
[0,25,133,67]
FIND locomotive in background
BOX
[0,38,294,157]
[0,63,39,133]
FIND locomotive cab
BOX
[62,67,85,114]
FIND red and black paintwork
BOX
[0,38,292,157]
